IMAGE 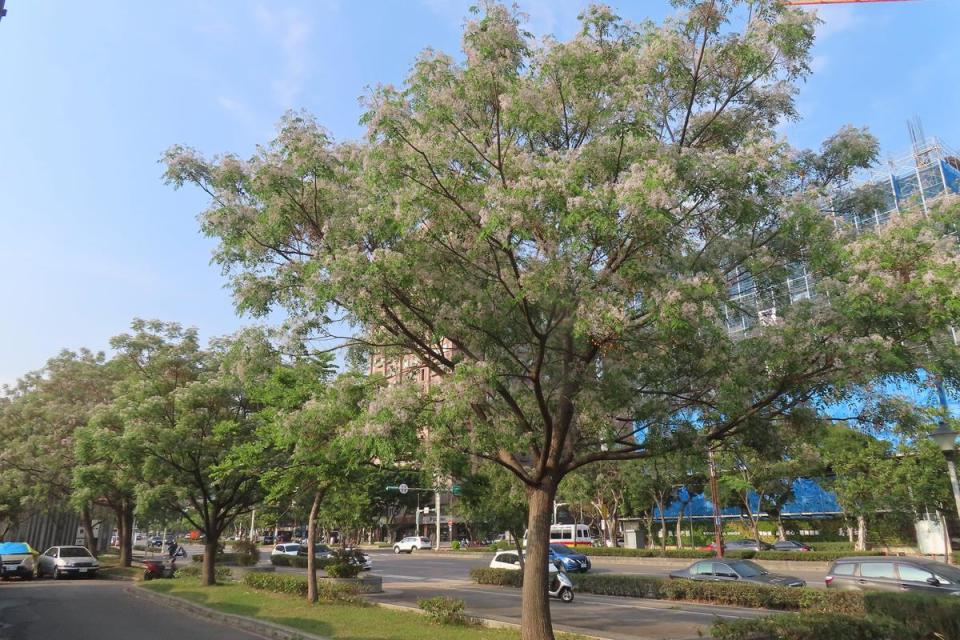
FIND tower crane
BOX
[783,0,914,5]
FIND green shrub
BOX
[864,592,960,640]
[572,574,664,598]
[659,580,866,614]
[451,540,461,550]
[231,540,260,566]
[325,562,362,579]
[173,565,233,581]
[712,612,909,640]
[418,596,471,625]
[242,572,362,602]
[270,554,290,567]
[469,567,523,587]
[486,541,514,552]
[191,552,243,565]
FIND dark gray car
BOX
[826,556,960,596]
[670,559,805,587]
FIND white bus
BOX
[524,524,593,548]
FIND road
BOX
[0,580,264,640]
[269,550,775,640]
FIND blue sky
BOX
[1,0,958,387]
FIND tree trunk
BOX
[775,514,786,541]
[307,491,321,604]
[511,528,525,570]
[521,483,557,640]
[118,505,134,567]
[80,503,97,557]
[645,514,654,549]
[203,537,219,586]
[655,497,667,551]
[675,504,686,550]
[856,515,867,552]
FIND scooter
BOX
[549,562,575,602]
[142,557,177,581]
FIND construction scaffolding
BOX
[724,136,960,337]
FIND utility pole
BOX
[250,510,256,541]
[435,488,442,550]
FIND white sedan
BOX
[271,543,301,557]
[489,550,558,573]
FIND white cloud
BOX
[809,54,829,73]
[253,3,323,109]
[813,5,863,40]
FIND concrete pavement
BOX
[0,580,265,640]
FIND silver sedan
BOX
[37,546,100,579]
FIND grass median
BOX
[141,576,575,640]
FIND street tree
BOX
[164,2,960,636]
[459,463,529,564]
[108,321,272,584]
[258,368,371,602]
[0,350,116,554]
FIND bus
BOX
[549,524,593,547]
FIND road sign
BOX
[398,483,409,495]
[423,507,430,514]
[451,484,462,496]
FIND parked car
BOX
[826,556,960,595]
[261,533,275,545]
[724,539,774,552]
[0,542,36,580]
[772,540,812,552]
[489,550,559,573]
[670,559,805,587]
[147,536,163,548]
[37,546,100,579]
[297,543,333,559]
[548,544,591,573]
[393,536,432,554]
[271,543,301,557]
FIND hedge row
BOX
[580,547,885,562]
[713,594,960,640]
[190,552,256,566]
[713,612,908,640]
[271,554,327,568]
[174,565,233,580]
[469,567,523,587]
[241,572,363,602]
[470,569,866,614]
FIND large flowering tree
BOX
[164,2,960,637]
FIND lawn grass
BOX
[141,577,545,640]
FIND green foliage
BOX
[232,540,260,566]
[241,572,363,602]
[191,552,253,566]
[863,592,960,640]
[450,540,461,550]
[468,567,523,587]
[174,565,233,581]
[417,596,471,626]
[571,574,664,599]
[658,580,866,614]
[325,562,362,579]
[712,612,908,640]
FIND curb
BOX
[129,585,330,640]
